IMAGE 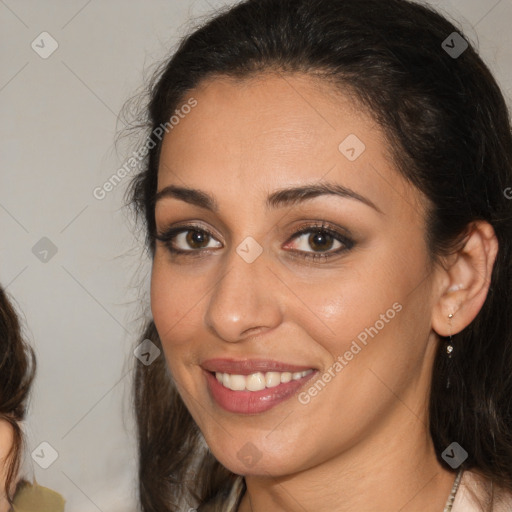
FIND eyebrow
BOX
[154,182,383,214]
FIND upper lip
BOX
[201,358,316,375]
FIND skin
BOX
[150,73,498,511]
[0,419,14,512]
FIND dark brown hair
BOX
[125,0,512,510]
[0,286,36,505]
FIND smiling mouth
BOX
[201,358,318,413]
[203,367,317,414]
[213,369,314,392]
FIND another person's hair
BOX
[0,286,36,505]
[126,0,512,510]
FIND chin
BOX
[203,431,308,478]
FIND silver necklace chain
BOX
[443,470,464,512]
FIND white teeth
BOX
[246,372,266,391]
[280,372,292,383]
[215,369,313,391]
[265,372,281,388]
[229,374,247,391]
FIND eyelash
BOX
[154,221,355,262]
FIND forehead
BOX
[157,72,422,218]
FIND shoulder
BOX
[11,481,65,512]
[452,470,512,512]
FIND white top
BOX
[452,471,512,512]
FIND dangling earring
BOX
[446,313,454,389]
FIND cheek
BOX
[0,420,14,496]
[286,254,409,359]
[149,254,204,363]
[291,240,432,404]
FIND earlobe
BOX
[431,221,498,338]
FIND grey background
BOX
[1,0,511,510]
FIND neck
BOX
[238,406,456,512]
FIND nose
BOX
[203,247,284,343]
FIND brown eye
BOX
[155,222,354,261]
[289,229,343,254]
[185,230,211,249]
[155,226,222,253]
[283,223,355,262]
[307,231,335,252]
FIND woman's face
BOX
[151,73,441,476]
[0,419,14,512]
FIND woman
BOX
[0,285,36,511]
[0,286,65,511]
[127,0,512,510]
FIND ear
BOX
[431,221,498,337]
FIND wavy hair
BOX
[125,0,512,510]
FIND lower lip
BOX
[204,370,316,414]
